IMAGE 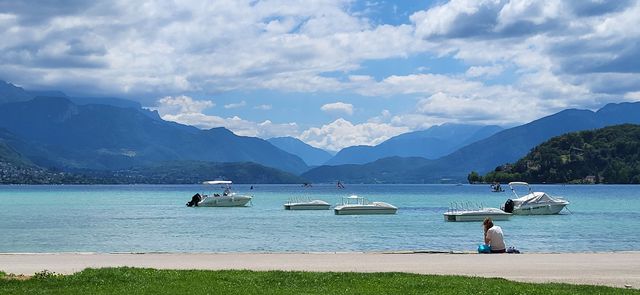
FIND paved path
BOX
[1,252,638,289]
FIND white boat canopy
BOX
[513,192,555,204]
[202,180,232,185]
[508,182,530,186]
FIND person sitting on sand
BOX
[483,217,506,253]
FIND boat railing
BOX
[448,201,488,213]
[287,196,312,204]
[340,196,370,206]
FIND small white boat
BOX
[186,180,252,207]
[334,195,397,215]
[284,198,331,210]
[502,182,569,215]
[444,207,512,222]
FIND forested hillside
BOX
[475,124,640,184]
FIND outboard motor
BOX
[503,199,514,213]
[186,193,202,207]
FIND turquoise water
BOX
[0,184,638,253]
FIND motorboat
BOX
[490,183,504,192]
[502,182,569,215]
[186,180,252,207]
[444,202,512,222]
[333,195,397,215]
[284,197,331,210]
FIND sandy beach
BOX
[1,252,638,289]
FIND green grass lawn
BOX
[0,268,637,294]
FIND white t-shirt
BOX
[487,226,506,251]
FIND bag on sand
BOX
[507,246,521,254]
[477,244,491,253]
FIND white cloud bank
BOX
[320,102,354,115]
[224,101,246,109]
[3,0,640,151]
[299,118,409,151]
[155,95,298,139]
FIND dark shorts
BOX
[491,249,506,253]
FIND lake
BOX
[0,184,638,253]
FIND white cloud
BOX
[321,102,354,115]
[155,96,297,138]
[407,0,640,106]
[466,65,504,78]
[0,1,425,96]
[624,91,640,101]
[156,95,214,115]
[415,91,539,125]
[410,0,485,38]
[254,104,272,110]
[353,74,482,97]
[299,118,409,151]
[224,101,246,109]
[496,0,564,31]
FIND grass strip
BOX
[1,268,637,295]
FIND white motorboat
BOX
[284,197,331,210]
[444,206,512,222]
[186,180,252,207]
[334,195,397,215]
[502,182,569,215]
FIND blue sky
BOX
[1,0,640,151]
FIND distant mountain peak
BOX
[0,96,309,174]
[0,80,34,105]
[325,123,503,165]
[267,136,332,166]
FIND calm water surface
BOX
[0,184,638,253]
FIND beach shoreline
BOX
[1,252,638,289]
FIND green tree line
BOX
[468,124,640,184]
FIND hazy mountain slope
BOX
[104,161,308,184]
[0,129,34,168]
[0,81,33,105]
[405,103,640,181]
[301,156,432,183]
[0,97,308,173]
[267,137,332,166]
[325,124,503,165]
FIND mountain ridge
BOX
[304,102,640,183]
[267,137,332,166]
[325,123,503,165]
[0,96,309,174]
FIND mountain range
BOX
[302,102,640,183]
[0,81,309,177]
[325,124,503,165]
[3,79,640,184]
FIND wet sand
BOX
[1,252,638,289]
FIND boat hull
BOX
[512,203,567,215]
[334,206,397,215]
[284,204,331,210]
[198,195,252,207]
[444,212,512,222]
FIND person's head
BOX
[483,217,494,231]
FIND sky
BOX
[1,0,640,151]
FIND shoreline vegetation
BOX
[1,268,636,294]
[0,161,306,185]
[469,124,640,185]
